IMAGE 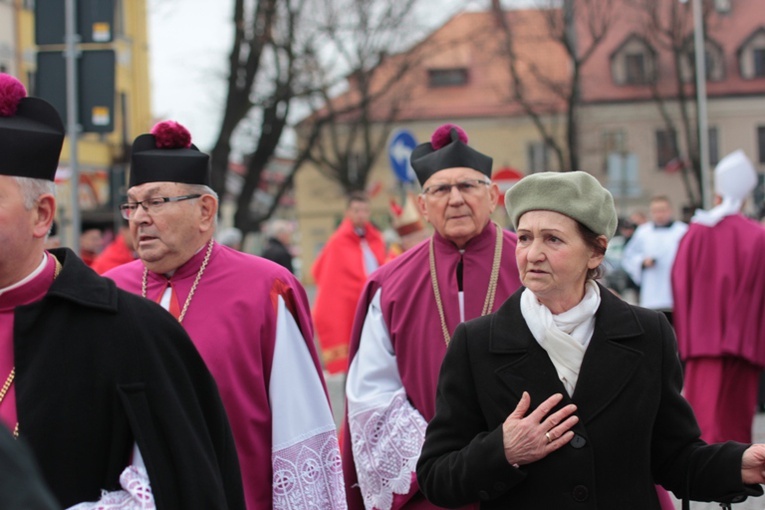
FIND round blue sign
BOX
[388,129,417,183]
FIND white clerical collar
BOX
[0,254,47,296]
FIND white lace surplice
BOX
[347,289,428,510]
[270,295,346,510]
[67,445,154,510]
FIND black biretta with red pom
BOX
[129,120,210,187]
[0,73,65,181]
[410,123,492,187]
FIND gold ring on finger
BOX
[545,432,552,444]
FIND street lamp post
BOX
[685,0,712,210]
[65,0,81,249]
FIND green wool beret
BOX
[505,171,618,239]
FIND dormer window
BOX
[611,35,657,86]
[738,27,765,79]
[681,38,725,82]
[754,48,765,77]
[625,53,648,84]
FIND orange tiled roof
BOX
[309,9,570,124]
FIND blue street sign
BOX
[388,129,418,183]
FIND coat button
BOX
[572,485,589,502]
[570,434,587,449]
[493,482,507,492]
[478,490,490,501]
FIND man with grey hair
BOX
[261,219,294,273]
[0,73,243,508]
[105,120,345,510]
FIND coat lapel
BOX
[488,285,645,424]
[490,290,571,406]
[571,286,644,424]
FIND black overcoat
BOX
[418,284,762,509]
[14,249,245,510]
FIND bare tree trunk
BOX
[300,0,423,194]
[491,0,615,172]
[209,0,278,199]
[628,0,709,209]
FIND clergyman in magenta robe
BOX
[106,120,345,510]
[672,149,765,443]
[342,124,522,510]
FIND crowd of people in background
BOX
[4,70,765,510]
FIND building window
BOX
[428,68,468,88]
[602,129,626,156]
[758,126,765,164]
[611,35,657,86]
[738,29,765,79]
[625,53,647,84]
[682,39,725,82]
[754,48,765,78]
[606,152,641,199]
[526,141,548,173]
[656,129,678,168]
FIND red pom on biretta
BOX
[409,123,492,186]
[0,73,28,117]
[430,123,468,150]
[130,120,210,187]
[151,120,192,149]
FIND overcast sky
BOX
[147,0,531,152]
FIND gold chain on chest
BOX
[0,368,16,437]
[142,239,214,324]
[429,222,503,346]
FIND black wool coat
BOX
[14,249,245,510]
[417,284,762,509]
[0,423,60,510]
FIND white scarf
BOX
[520,280,601,396]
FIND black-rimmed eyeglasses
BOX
[119,194,201,220]
[421,179,491,199]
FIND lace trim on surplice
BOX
[66,466,154,510]
[349,392,427,510]
[272,429,346,510]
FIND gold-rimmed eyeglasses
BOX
[421,179,491,199]
[119,194,201,220]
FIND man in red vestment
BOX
[672,149,765,443]
[341,124,522,510]
[312,191,386,374]
[91,222,136,274]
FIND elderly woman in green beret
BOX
[416,171,765,509]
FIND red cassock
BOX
[312,218,386,374]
